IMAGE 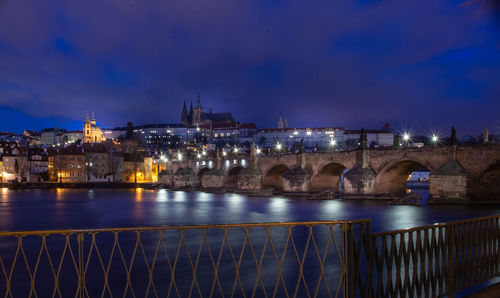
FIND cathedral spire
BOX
[181,101,189,125]
[91,112,96,125]
[85,111,90,124]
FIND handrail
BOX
[0,219,371,236]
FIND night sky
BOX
[0,0,499,135]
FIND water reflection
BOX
[1,189,500,233]
[196,192,213,202]
[269,197,288,215]
[385,205,423,230]
[156,189,168,202]
[322,200,342,216]
[173,191,186,202]
[1,187,9,203]
[135,188,143,202]
[56,188,65,201]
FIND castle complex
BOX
[181,95,235,127]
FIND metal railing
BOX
[352,215,500,298]
[0,220,369,298]
[1,216,500,297]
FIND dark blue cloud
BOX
[0,0,498,135]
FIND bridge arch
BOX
[197,166,210,178]
[225,165,244,189]
[375,160,432,195]
[471,160,500,200]
[311,162,347,192]
[263,164,290,191]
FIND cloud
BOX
[0,0,498,134]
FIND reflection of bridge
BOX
[162,145,500,200]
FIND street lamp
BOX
[276,142,282,151]
[234,147,239,153]
[178,152,183,161]
[330,139,336,147]
[256,148,261,155]
[222,151,227,157]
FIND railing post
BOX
[77,232,84,298]
[447,224,456,297]
[342,223,348,298]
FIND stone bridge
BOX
[161,145,500,201]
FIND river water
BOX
[1,188,499,297]
[1,188,499,232]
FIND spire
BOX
[278,116,284,129]
[189,101,194,125]
[91,112,96,125]
[196,93,201,109]
[85,111,90,124]
[284,118,288,128]
[181,101,189,125]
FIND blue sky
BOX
[0,0,499,135]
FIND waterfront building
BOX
[83,112,103,143]
[84,143,113,182]
[27,148,49,182]
[2,154,28,182]
[48,144,86,182]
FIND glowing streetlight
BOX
[431,134,439,143]
[178,152,183,161]
[330,139,336,147]
[222,151,227,157]
[256,148,262,154]
[234,147,239,153]
[197,153,201,159]
[202,150,207,156]
[276,142,282,151]
[403,133,410,142]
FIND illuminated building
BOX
[83,112,103,143]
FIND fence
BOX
[351,215,500,297]
[0,216,499,297]
[0,220,370,298]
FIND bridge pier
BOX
[173,160,195,188]
[237,167,262,191]
[200,155,225,189]
[282,152,312,192]
[429,159,468,202]
[343,167,376,195]
[342,134,377,196]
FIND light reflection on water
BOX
[0,188,499,233]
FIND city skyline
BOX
[0,0,499,134]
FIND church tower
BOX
[189,102,194,126]
[192,94,204,126]
[83,112,91,143]
[83,112,103,143]
[181,101,189,126]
